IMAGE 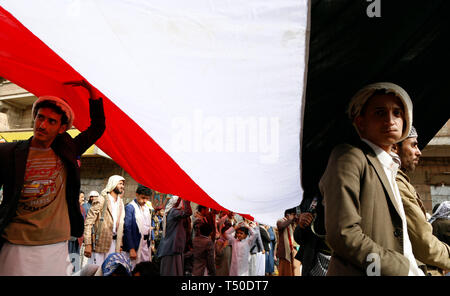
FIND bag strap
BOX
[94,196,109,248]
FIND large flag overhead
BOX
[0,0,309,226]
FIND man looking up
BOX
[320,82,424,275]
[0,80,105,275]
[393,126,450,275]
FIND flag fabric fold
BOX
[0,0,308,226]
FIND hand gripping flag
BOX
[0,0,309,226]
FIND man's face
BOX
[398,137,421,172]
[33,107,67,147]
[136,193,151,206]
[79,193,85,204]
[355,94,404,152]
[113,180,125,195]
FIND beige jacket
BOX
[320,142,409,276]
[396,170,450,271]
[83,194,125,253]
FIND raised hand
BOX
[64,79,98,100]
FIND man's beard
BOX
[113,187,123,195]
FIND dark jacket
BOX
[250,226,264,254]
[0,98,105,247]
[123,200,146,252]
[293,193,329,276]
[156,200,192,258]
[260,226,271,252]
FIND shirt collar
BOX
[361,138,400,171]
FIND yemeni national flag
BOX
[0,0,308,226]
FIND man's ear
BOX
[354,115,364,133]
[58,124,68,134]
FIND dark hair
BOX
[80,190,85,195]
[199,222,213,237]
[236,227,249,235]
[136,184,152,196]
[284,207,297,217]
[109,264,130,276]
[132,261,160,276]
[197,205,207,212]
[221,224,231,234]
[34,100,69,125]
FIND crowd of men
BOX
[0,80,448,276]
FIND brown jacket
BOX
[319,141,409,276]
[83,194,125,253]
[396,170,450,271]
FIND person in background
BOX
[260,223,277,276]
[82,190,99,219]
[225,221,257,276]
[156,196,192,276]
[99,252,132,276]
[123,184,153,269]
[294,191,331,276]
[192,223,216,276]
[429,201,450,246]
[132,261,160,276]
[83,175,126,267]
[393,127,450,275]
[276,207,299,276]
[248,221,265,276]
[215,224,233,276]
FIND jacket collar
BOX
[14,138,32,191]
[359,140,403,219]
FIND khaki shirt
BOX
[396,170,450,271]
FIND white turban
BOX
[101,175,125,198]
[347,82,413,143]
[162,195,183,238]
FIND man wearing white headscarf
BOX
[83,175,126,267]
[430,201,450,246]
[156,196,192,276]
[320,82,424,276]
[393,127,450,275]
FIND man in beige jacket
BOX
[393,126,450,275]
[320,82,424,276]
[83,175,126,267]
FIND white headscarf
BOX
[428,201,450,224]
[101,175,125,198]
[162,195,183,238]
[347,82,413,143]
